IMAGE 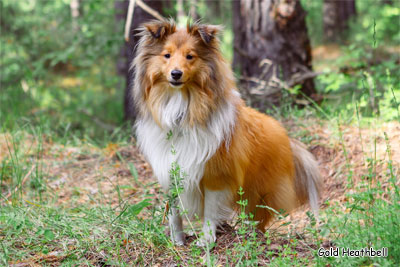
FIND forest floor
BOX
[2,114,399,266]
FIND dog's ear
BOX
[188,23,222,45]
[197,25,222,44]
[142,19,176,40]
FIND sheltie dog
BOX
[132,19,322,245]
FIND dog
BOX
[132,19,322,245]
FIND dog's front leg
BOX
[169,207,185,245]
[197,189,220,246]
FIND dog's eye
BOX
[186,55,193,60]
[164,54,170,59]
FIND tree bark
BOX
[233,0,316,107]
[323,0,356,42]
[115,0,165,122]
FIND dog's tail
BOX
[290,139,322,216]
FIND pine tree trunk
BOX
[323,0,356,42]
[115,0,165,122]
[233,0,316,107]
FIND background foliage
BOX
[1,0,124,141]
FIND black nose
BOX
[171,70,183,80]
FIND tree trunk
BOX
[115,0,165,122]
[233,0,316,108]
[323,0,356,42]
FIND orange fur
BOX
[133,19,321,236]
[203,105,298,229]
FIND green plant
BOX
[315,116,400,266]
[231,186,263,266]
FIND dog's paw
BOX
[174,239,185,246]
[171,232,186,246]
[195,232,216,247]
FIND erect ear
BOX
[142,19,176,40]
[188,23,223,45]
[197,25,222,44]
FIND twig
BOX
[136,0,164,21]
[124,0,136,42]
[287,71,324,87]
[259,58,273,67]
[4,165,35,200]
[162,201,169,224]
[240,76,282,96]
[124,0,164,42]
[240,76,268,86]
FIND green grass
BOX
[2,99,399,265]
[0,203,172,265]
[316,133,400,266]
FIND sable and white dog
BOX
[132,19,321,245]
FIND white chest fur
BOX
[136,91,237,217]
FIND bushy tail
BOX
[290,139,322,216]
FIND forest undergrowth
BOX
[1,88,399,265]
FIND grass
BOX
[316,131,400,266]
[1,93,399,265]
[1,203,171,265]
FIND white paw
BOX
[196,232,216,247]
[171,232,185,246]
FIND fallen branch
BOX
[240,76,285,96]
[287,71,324,87]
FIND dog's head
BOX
[136,19,222,91]
[134,19,237,127]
